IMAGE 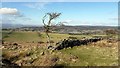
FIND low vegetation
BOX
[2,31,118,66]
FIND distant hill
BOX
[2,23,117,30]
[2,23,40,29]
[55,26,118,30]
[2,24,118,34]
[15,25,118,33]
[2,23,118,31]
[2,23,23,29]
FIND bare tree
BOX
[42,12,61,47]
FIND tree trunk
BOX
[46,32,51,46]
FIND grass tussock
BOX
[2,31,118,66]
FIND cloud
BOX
[61,19,114,26]
[24,2,50,10]
[0,8,25,19]
[0,8,32,24]
[63,19,73,23]
[0,8,19,15]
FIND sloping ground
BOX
[2,41,118,66]
[3,31,40,43]
[59,40,118,66]
[2,31,92,46]
[2,31,118,66]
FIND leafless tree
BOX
[42,12,61,46]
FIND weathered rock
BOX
[38,41,44,44]
[54,38,102,50]
[13,43,18,45]
[40,52,45,55]
[2,40,4,44]
[2,58,20,67]
[47,45,55,50]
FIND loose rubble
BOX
[54,38,102,50]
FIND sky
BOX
[1,0,119,2]
[0,2,118,26]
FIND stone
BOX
[13,43,18,45]
[55,38,102,50]
[38,41,44,44]
[40,52,44,55]
[47,45,53,49]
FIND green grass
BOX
[2,31,118,66]
[2,31,93,43]
[59,45,118,66]
[2,31,11,39]
[3,31,41,43]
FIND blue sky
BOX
[0,2,118,26]
[1,0,119,2]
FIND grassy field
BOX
[2,31,93,42]
[2,31,118,66]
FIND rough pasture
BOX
[2,31,118,66]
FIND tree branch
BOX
[42,14,47,27]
